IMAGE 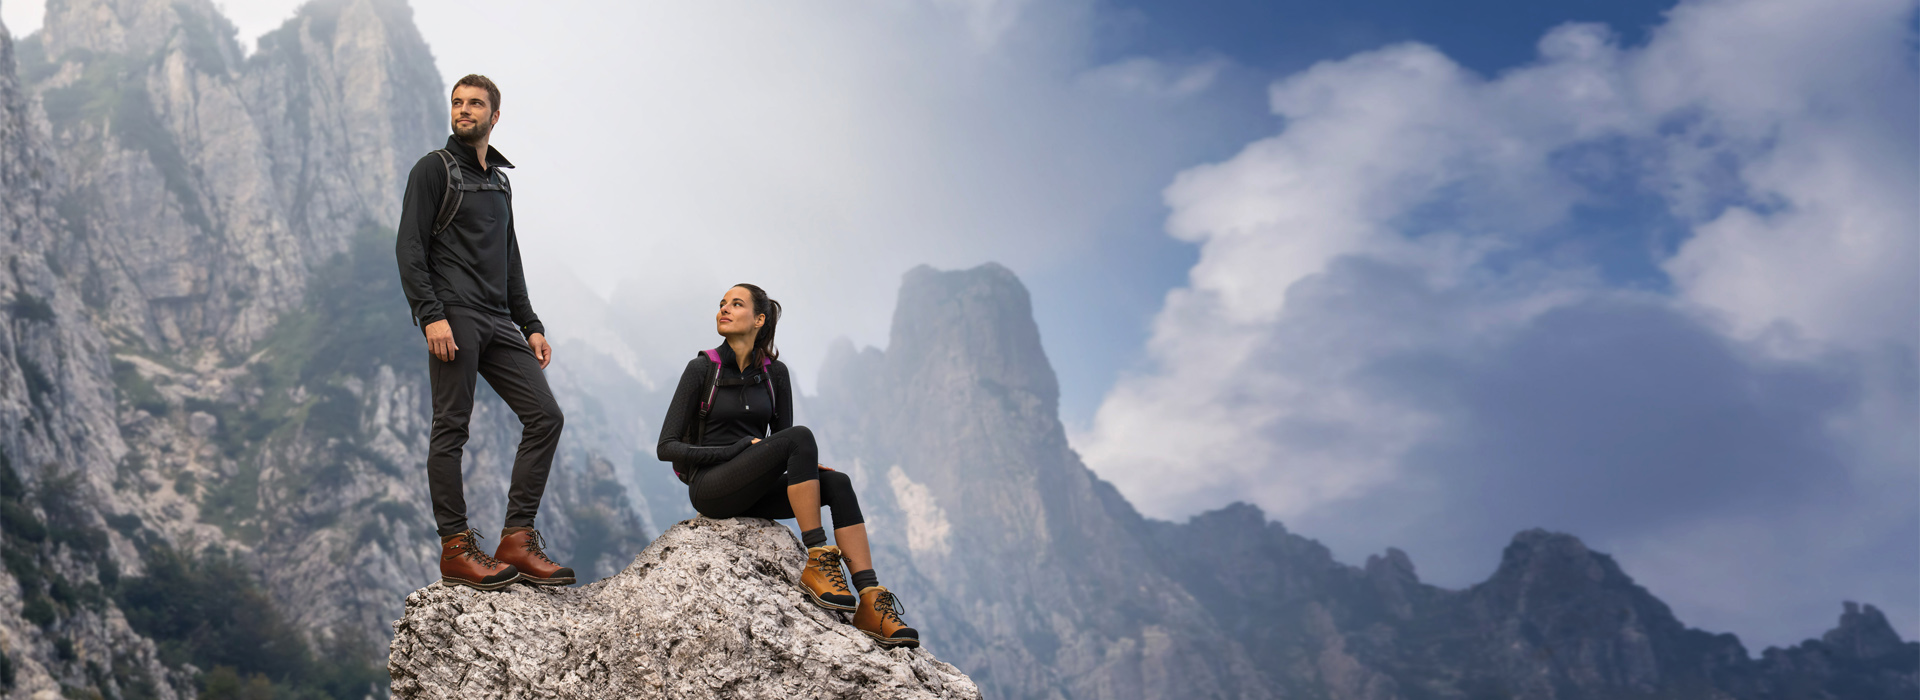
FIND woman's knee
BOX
[820,470,857,502]
[777,425,815,449]
[820,471,864,529]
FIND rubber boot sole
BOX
[441,573,521,591]
[518,575,576,586]
[807,589,858,612]
[860,629,920,649]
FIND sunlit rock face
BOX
[389,516,981,700]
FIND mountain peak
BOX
[886,263,1058,415]
[1495,528,1607,574]
[1824,602,1910,661]
[43,0,242,67]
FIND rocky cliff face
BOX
[0,1,651,697]
[390,517,980,699]
[0,9,190,697]
[808,263,1919,700]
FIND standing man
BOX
[395,74,573,590]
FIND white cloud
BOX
[1077,0,1917,648]
[1647,0,1919,352]
[1079,55,1230,99]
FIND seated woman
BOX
[655,283,919,648]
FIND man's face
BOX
[450,85,497,142]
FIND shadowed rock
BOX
[388,517,981,699]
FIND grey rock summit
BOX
[389,517,980,700]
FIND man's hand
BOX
[424,320,458,362]
[528,333,552,369]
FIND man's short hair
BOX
[453,74,501,111]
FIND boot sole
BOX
[860,629,920,649]
[807,590,857,612]
[519,575,576,586]
[441,573,522,591]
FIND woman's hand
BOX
[751,438,761,445]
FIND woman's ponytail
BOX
[736,283,781,368]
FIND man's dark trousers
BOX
[428,304,565,538]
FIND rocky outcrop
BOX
[1758,603,1920,700]
[389,517,980,700]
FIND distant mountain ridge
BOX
[807,262,1918,700]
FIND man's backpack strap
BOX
[430,150,461,235]
[430,149,513,235]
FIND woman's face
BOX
[715,286,763,339]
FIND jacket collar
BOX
[444,134,514,172]
[715,343,765,376]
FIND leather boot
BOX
[853,586,919,648]
[440,530,520,590]
[801,546,856,611]
[494,527,576,586]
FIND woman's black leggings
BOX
[688,426,864,530]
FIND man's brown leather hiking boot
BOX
[853,586,919,648]
[494,527,576,586]
[801,546,856,611]
[440,530,520,590]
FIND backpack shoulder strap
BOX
[682,350,723,449]
[698,350,722,415]
[431,149,462,235]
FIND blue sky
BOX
[6,0,1913,653]
[1102,0,1676,76]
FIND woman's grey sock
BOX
[851,569,878,591]
[802,527,827,548]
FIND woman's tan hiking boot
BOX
[439,530,520,590]
[854,586,919,648]
[494,527,576,586]
[802,546,857,611]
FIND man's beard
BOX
[452,115,493,142]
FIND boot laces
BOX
[811,549,849,592]
[522,530,558,565]
[447,530,504,567]
[873,590,908,626]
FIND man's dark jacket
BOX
[395,134,545,337]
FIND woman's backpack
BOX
[681,349,777,445]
